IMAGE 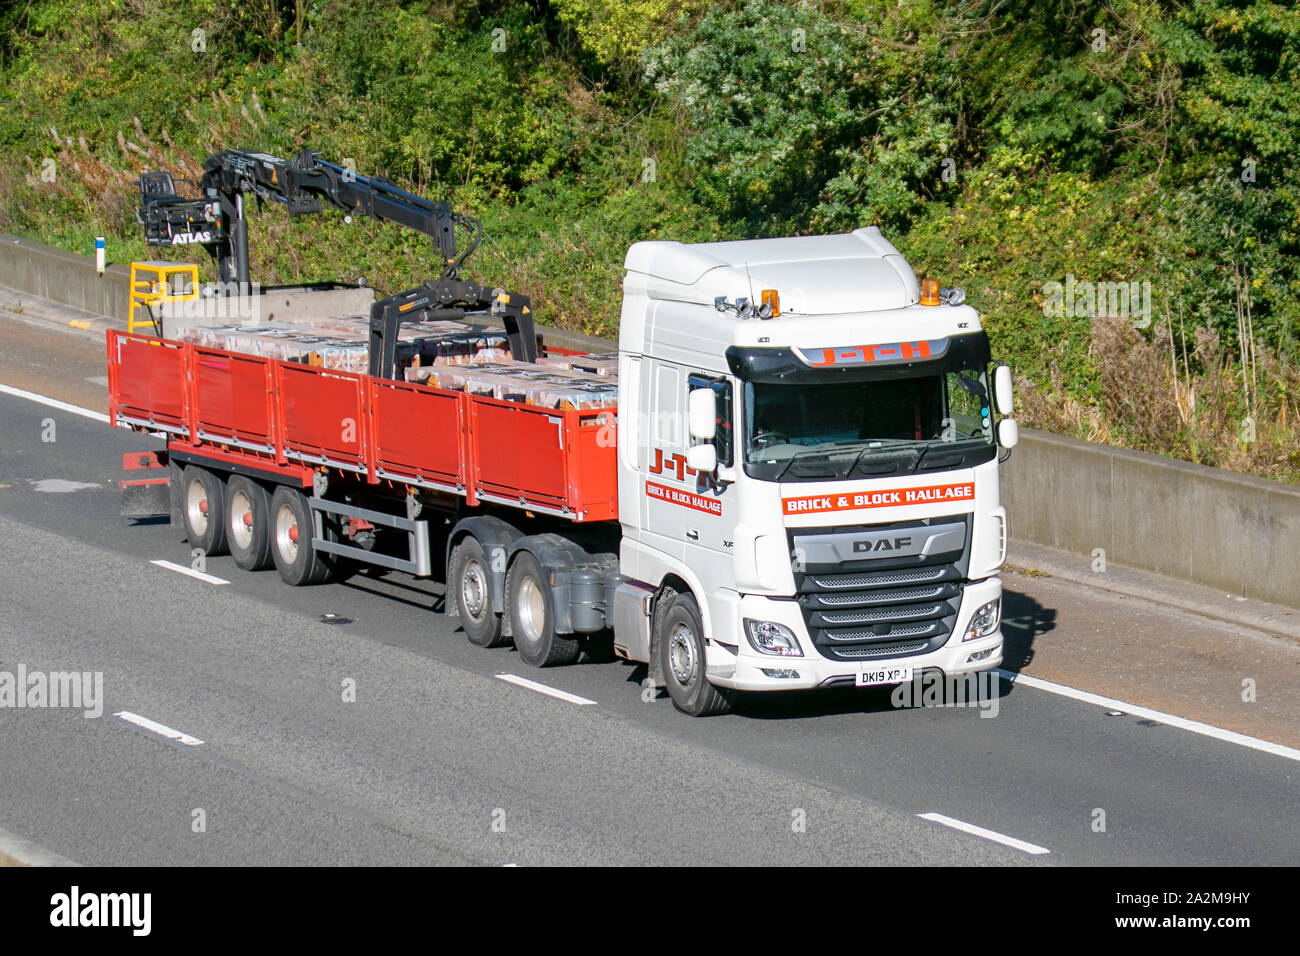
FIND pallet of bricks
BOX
[177,315,619,410]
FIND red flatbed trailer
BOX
[107,329,619,523]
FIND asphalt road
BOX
[0,321,1297,866]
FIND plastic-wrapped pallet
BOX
[175,318,543,380]
[537,353,619,377]
[308,339,370,372]
[405,360,617,409]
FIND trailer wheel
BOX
[449,537,507,648]
[226,476,273,571]
[270,485,332,586]
[507,551,580,667]
[656,590,733,717]
[182,465,229,557]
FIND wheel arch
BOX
[654,570,711,637]
[446,515,523,618]
[647,571,708,687]
[507,533,617,637]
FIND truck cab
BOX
[613,227,1017,713]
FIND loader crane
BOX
[135,148,536,372]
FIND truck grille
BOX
[832,641,930,659]
[790,518,969,664]
[809,566,949,590]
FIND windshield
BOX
[741,360,995,482]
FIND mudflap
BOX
[120,450,172,518]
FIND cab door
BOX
[682,372,737,597]
[640,359,686,564]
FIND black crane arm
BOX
[134,147,537,378]
[137,148,481,286]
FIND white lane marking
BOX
[150,559,229,586]
[0,382,109,423]
[917,812,1051,856]
[113,711,204,746]
[996,668,1300,764]
[495,673,596,706]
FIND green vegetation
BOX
[1,0,1297,480]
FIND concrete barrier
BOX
[0,233,131,320]
[1001,429,1300,609]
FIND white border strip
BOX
[113,711,204,746]
[150,559,229,586]
[495,674,596,706]
[996,668,1300,764]
[0,382,108,423]
[917,812,1051,855]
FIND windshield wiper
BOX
[909,438,989,473]
[786,440,917,481]
[771,438,966,481]
[849,441,917,478]
[772,443,860,480]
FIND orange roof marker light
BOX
[761,289,781,317]
[919,278,941,306]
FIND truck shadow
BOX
[1000,587,1056,672]
[337,566,447,613]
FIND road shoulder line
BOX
[997,668,1300,763]
[0,381,109,423]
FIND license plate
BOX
[856,665,913,687]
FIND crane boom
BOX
[137,148,479,285]
[134,147,536,375]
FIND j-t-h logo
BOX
[649,448,697,483]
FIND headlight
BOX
[743,619,803,657]
[963,598,1001,641]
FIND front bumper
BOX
[706,577,1004,692]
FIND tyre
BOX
[182,465,229,557]
[225,476,273,571]
[449,536,507,647]
[269,485,332,586]
[656,589,733,716]
[507,551,580,667]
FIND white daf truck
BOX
[606,227,1017,714]
[113,225,1017,718]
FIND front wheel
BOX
[507,551,580,667]
[656,590,733,716]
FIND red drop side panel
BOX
[106,330,619,522]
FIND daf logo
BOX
[853,536,912,553]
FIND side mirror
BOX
[994,365,1014,416]
[688,387,717,441]
[996,417,1019,450]
[686,443,717,473]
